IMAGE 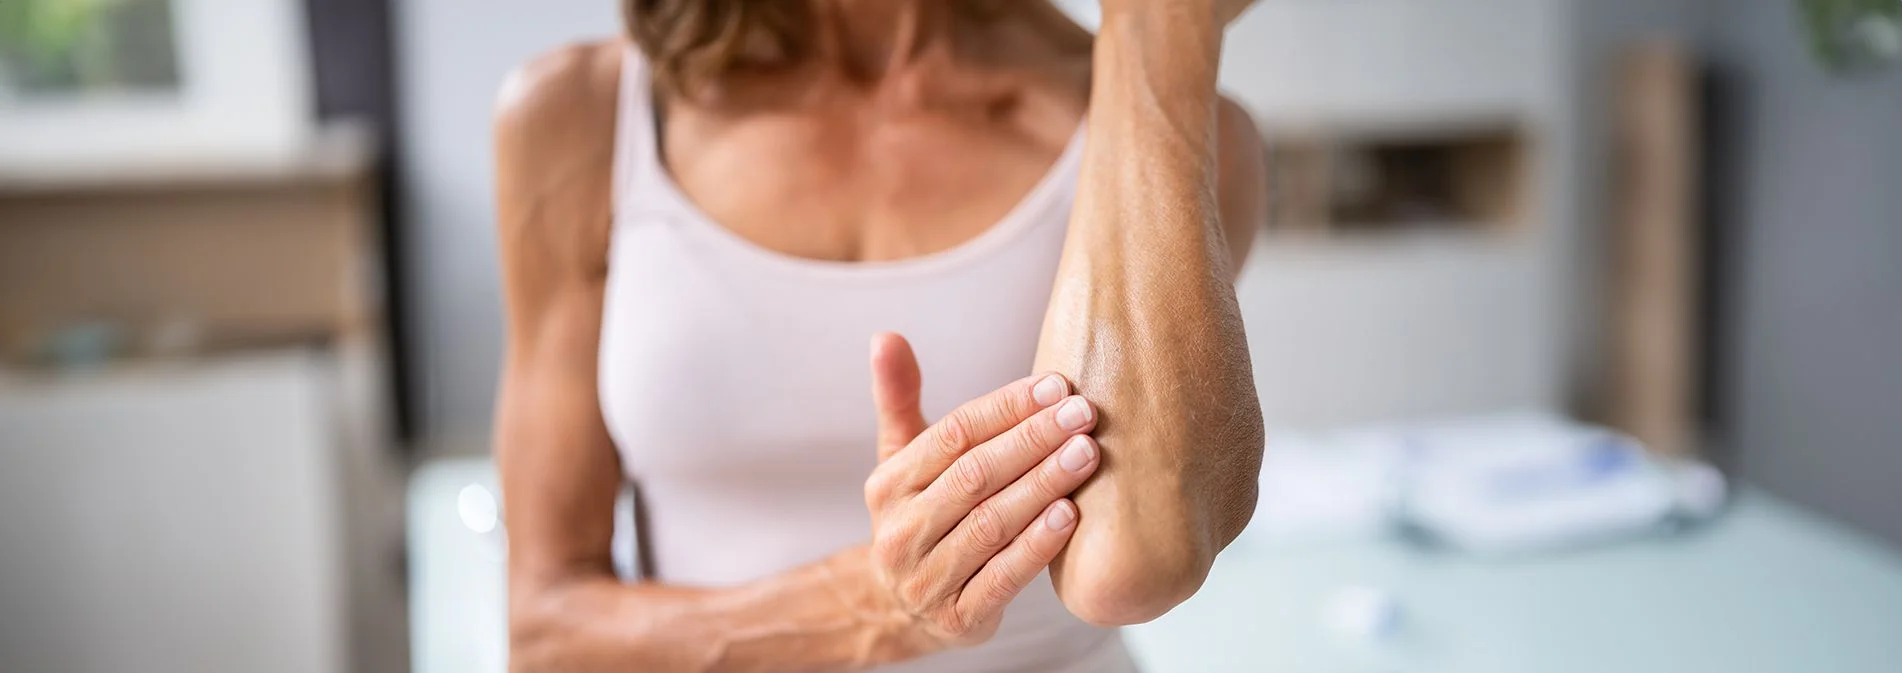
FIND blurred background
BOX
[1,1,1898,672]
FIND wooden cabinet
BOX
[0,132,408,673]
[0,132,383,360]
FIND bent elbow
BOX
[1053,425,1264,627]
[1054,536,1216,627]
[507,603,566,673]
[1062,574,1208,627]
[507,580,598,673]
[507,626,552,672]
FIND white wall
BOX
[1218,0,1578,427]
[1219,0,1723,429]
[394,0,1694,436]
[395,0,619,437]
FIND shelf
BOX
[1264,122,1531,236]
[0,123,376,196]
[1256,223,1528,248]
[1254,109,1526,143]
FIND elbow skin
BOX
[1050,407,1265,626]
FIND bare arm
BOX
[1038,2,1267,626]
[497,44,1111,671]
[494,190,899,672]
[493,45,908,672]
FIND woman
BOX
[493,0,1265,671]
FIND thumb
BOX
[870,332,927,462]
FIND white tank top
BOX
[597,48,1135,672]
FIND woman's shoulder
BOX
[493,40,625,276]
[494,39,624,180]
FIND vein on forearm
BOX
[1039,4,1260,533]
[514,560,890,673]
[1073,13,1232,284]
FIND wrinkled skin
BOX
[1038,0,1267,626]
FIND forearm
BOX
[1036,3,1265,625]
[510,547,923,673]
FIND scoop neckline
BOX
[633,67,1087,281]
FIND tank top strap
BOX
[612,45,666,221]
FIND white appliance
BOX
[0,353,349,673]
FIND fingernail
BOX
[1032,375,1067,407]
[1059,435,1096,472]
[1045,501,1076,531]
[1055,396,1093,431]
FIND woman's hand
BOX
[854,332,1102,656]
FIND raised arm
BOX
[1038,1,1267,626]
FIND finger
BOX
[915,396,1096,539]
[926,432,1098,579]
[870,332,927,462]
[954,499,1079,625]
[897,372,1072,487]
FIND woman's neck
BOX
[809,0,958,79]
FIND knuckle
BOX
[984,393,1022,429]
[1015,416,1059,457]
[934,606,977,640]
[964,504,1011,551]
[871,526,914,566]
[979,572,1023,609]
[934,413,972,456]
[1006,379,1038,415]
[1030,461,1068,499]
[947,454,990,500]
[897,574,933,610]
[863,470,891,507]
[870,533,900,566]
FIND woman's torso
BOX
[596,29,1136,673]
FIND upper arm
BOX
[1214,96,1266,276]
[493,42,625,593]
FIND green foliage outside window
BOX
[1799,0,1902,72]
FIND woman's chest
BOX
[663,113,1074,263]
[596,221,1068,485]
